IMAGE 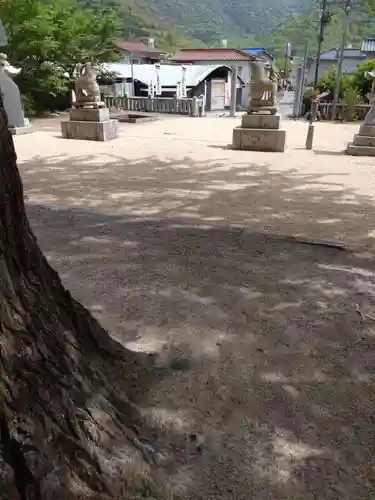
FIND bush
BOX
[317,66,355,99]
[316,60,375,103]
[342,88,360,121]
[21,93,36,116]
[352,59,375,100]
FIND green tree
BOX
[266,1,375,59]
[352,59,375,99]
[0,0,121,111]
[318,66,356,98]
[275,58,292,77]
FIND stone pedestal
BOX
[347,121,375,156]
[0,54,33,135]
[61,107,118,141]
[347,92,375,156]
[9,118,33,135]
[232,113,286,152]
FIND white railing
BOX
[104,96,201,116]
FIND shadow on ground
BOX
[19,151,375,250]
[12,151,375,497]
[24,204,375,498]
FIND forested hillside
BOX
[79,0,203,50]
[82,0,375,54]
[133,0,311,43]
[266,1,375,58]
[85,0,313,46]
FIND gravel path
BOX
[16,116,375,250]
[14,117,375,498]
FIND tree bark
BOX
[0,94,152,498]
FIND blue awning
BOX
[241,48,275,61]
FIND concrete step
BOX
[347,142,375,156]
[353,134,375,147]
[359,124,375,137]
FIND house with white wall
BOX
[170,48,264,108]
[101,62,247,112]
[114,39,166,65]
[306,46,369,84]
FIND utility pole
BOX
[331,0,352,119]
[230,65,237,117]
[126,23,135,98]
[299,43,309,115]
[283,42,291,85]
[314,0,329,86]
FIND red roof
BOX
[114,40,165,56]
[171,48,257,62]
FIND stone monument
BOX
[232,61,286,152]
[347,70,375,156]
[61,62,118,141]
[0,53,33,135]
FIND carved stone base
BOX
[9,124,34,135]
[247,105,277,115]
[241,113,280,129]
[61,119,119,141]
[247,98,277,115]
[62,106,118,141]
[69,107,109,122]
[73,101,106,109]
[233,127,286,152]
[232,112,286,152]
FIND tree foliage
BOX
[81,0,204,51]
[275,58,292,77]
[88,0,312,46]
[318,67,356,97]
[316,60,375,102]
[352,59,375,98]
[0,0,121,111]
[266,0,375,58]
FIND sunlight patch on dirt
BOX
[142,407,193,434]
[252,429,324,484]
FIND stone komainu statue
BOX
[248,61,278,115]
[73,62,104,109]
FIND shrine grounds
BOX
[13,115,375,498]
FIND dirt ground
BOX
[14,116,375,498]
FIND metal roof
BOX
[241,48,265,53]
[361,38,375,53]
[170,48,256,62]
[103,63,245,86]
[320,48,366,60]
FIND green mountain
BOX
[79,0,203,50]
[85,0,314,47]
[134,0,312,44]
[266,1,375,58]
[84,0,375,54]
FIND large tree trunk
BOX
[0,95,153,498]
